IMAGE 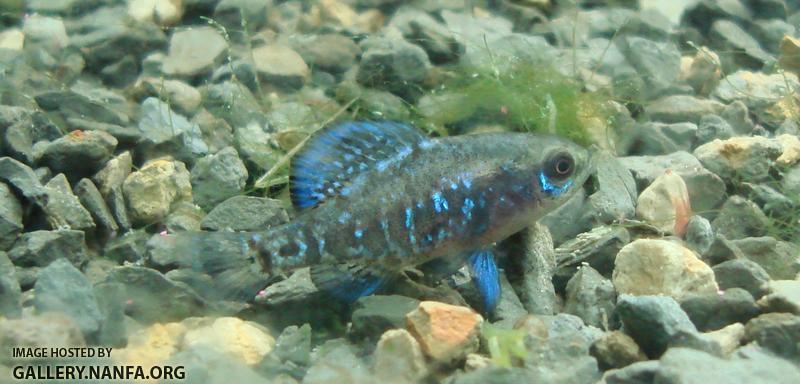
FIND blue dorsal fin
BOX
[290,121,429,209]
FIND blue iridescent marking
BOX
[432,192,449,213]
[338,212,351,224]
[462,178,472,189]
[450,182,458,190]
[539,171,573,197]
[297,240,308,255]
[426,234,433,242]
[405,208,413,229]
[354,229,363,238]
[437,229,448,241]
[462,197,475,221]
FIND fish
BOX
[151,120,594,313]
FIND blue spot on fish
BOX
[405,208,413,229]
[450,182,458,190]
[462,198,475,221]
[354,229,363,238]
[539,170,573,197]
[432,192,449,213]
[338,212,351,224]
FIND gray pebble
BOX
[34,258,103,338]
[713,259,771,298]
[615,294,696,357]
[679,288,759,332]
[9,230,89,268]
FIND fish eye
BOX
[546,152,574,179]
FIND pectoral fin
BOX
[309,262,392,302]
[468,250,501,313]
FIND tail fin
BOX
[147,231,272,302]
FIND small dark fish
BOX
[154,121,593,312]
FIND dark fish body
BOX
[156,121,592,308]
[261,132,588,272]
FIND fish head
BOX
[515,134,595,214]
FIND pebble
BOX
[712,258,771,298]
[706,321,746,354]
[712,70,800,126]
[518,222,557,315]
[756,280,800,314]
[127,0,184,26]
[711,196,769,240]
[614,294,697,357]
[22,15,69,50]
[168,345,271,384]
[731,236,800,280]
[190,147,248,211]
[351,295,420,340]
[600,360,659,384]
[645,95,724,124]
[201,196,288,232]
[554,225,630,279]
[0,28,24,50]
[388,7,463,64]
[33,258,104,338]
[114,321,186,370]
[162,26,227,77]
[779,35,800,73]
[635,170,692,236]
[684,215,714,254]
[0,312,86,351]
[589,331,647,370]
[744,313,800,360]
[617,36,682,96]
[304,339,372,384]
[183,317,275,365]
[43,174,96,231]
[585,152,638,224]
[695,114,734,145]
[679,288,759,332]
[373,329,427,383]
[251,44,309,89]
[74,178,118,233]
[709,20,773,70]
[272,323,312,367]
[656,346,800,384]
[679,46,721,95]
[619,151,727,214]
[137,97,208,162]
[8,230,89,268]
[632,122,697,154]
[0,182,23,250]
[0,251,21,318]
[356,37,431,98]
[122,158,193,225]
[522,314,603,383]
[133,78,202,116]
[693,136,783,183]
[104,266,206,323]
[292,33,361,74]
[92,151,132,196]
[35,90,130,127]
[564,265,616,329]
[613,239,718,300]
[164,202,204,232]
[405,301,483,365]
